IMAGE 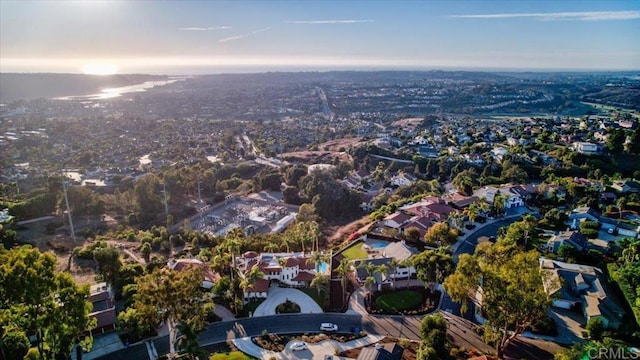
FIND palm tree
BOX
[466,202,480,223]
[280,236,292,253]
[246,265,265,286]
[335,258,352,306]
[364,276,376,306]
[240,265,265,302]
[308,251,330,273]
[448,211,464,230]
[307,221,321,252]
[389,258,401,289]
[264,242,279,254]
[617,197,627,219]
[376,264,389,290]
[477,200,490,215]
[224,227,243,273]
[310,273,329,297]
[493,193,507,216]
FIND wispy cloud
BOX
[179,26,232,31]
[286,19,374,24]
[219,26,273,43]
[449,10,640,21]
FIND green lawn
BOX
[341,241,368,260]
[240,299,265,317]
[375,290,423,311]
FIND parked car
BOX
[320,323,338,332]
[290,342,307,351]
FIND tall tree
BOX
[335,258,352,306]
[0,246,93,360]
[423,222,457,247]
[132,267,212,357]
[465,202,480,223]
[388,257,402,289]
[418,313,448,360]
[412,249,454,292]
[444,242,550,358]
[93,245,122,287]
[617,196,627,219]
[310,273,328,298]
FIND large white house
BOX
[473,185,525,209]
[235,251,327,300]
[572,141,600,154]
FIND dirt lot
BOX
[326,215,373,247]
[281,150,351,163]
[316,137,365,151]
[15,216,103,285]
[391,117,423,130]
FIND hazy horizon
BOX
[1,0,639,74]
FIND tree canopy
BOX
[130,266,213,357]
[443,239,550,358]
[0,246,93,360]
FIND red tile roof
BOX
[247,278,269,293]
[292,271,316,282]
[285,257,299,267]
[299,257,316,270]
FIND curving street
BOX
[92,211,562,360]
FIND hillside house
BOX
[546,231,590,253]
[540,259,625,330]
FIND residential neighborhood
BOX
[1,69,640,360]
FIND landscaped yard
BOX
[300,287,326,308]
[276,300,301,314]
[240,299,265,317]
[341,241,368,260]
[375,290,423,311]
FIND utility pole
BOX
[162,183,169,219]
[197,174,202,205]
[62,176,76,242]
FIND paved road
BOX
[455,218,518,256]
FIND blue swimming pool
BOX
[369,241,389,249]
[317,262,329,273]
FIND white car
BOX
[320,323,338,332]
[290,342,307,351]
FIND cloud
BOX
[219,26,273,43]
[179,26,232,31]
[449,10,640,21]
[287,19,374,24]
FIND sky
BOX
[1,0,639,74]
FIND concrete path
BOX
[253,285,323,317]
[346,287,367,315]
[233,334,386,359]
[214,304,236,321]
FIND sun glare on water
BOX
[82,63,118,75]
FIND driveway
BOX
[253,285,323,316]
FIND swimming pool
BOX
[369,241,389,249]
[317,262,329,273]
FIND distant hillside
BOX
[0,73,167,102]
